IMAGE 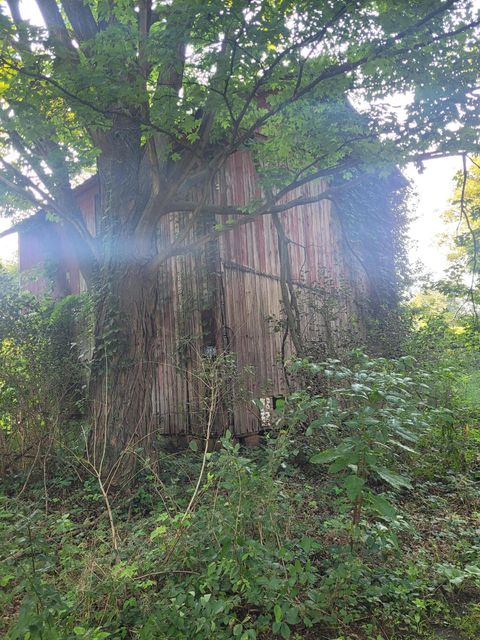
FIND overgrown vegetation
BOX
[1,290,479,639]
[1,3,480,638]
[0,265,89,479]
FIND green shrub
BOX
[0,266,88,479]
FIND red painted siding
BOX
[19,154,372,437]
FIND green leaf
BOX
[343,474,365,500]
[150,525,167,540]
[374,466,412,490]
[388,439,417,454]
[436,563,467,586]
[391,426,418,442]
[310,448,339,464]
[274,604,283,623]
[329,455,355,473]
[369,493,397,519]
[465,564,480,578]
[310,442,353,465]
[285,608,300,625]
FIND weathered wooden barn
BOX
[18,150,403,441]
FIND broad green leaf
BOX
[329,454,357,473]
[343,474,365,500]
[369,493,397,519]
[374,466,412,490]
[388,439,417,454]
[285,608,300,625]
[280,622,291,639]
[310,448,339,464]
[310,442,353,465]
[391,426,419,443]
[274,603,283,623]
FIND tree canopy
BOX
[438,155,480,319]
[0,0,479,260]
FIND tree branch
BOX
[0,123,57,194]
[459,153,479,323]
[147,176,365,274]
[0,158,55,208]
[233,2,476,149]
[231,2,352,140]
[60,0,98,43]
[0,158,97,271]
[0,55,196,155]
[35,0,78,57]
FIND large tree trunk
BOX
[85,116,161,481]
[88,262,159,482]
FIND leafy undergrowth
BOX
[1,356,479,640]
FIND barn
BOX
[17,150,404,443]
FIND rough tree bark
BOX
[88,263,159,482]
[85,118,161,480]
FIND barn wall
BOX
[210,151,371,435]
[151,151,372,437]
[152,211,224,436]
[19,225,53,297]
[18,155,378,439]
[19,218,84,298]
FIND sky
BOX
[0,1,467,281]
[406,157,462,279]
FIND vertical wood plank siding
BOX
[19,157,372,438]
[152,150,370,437]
